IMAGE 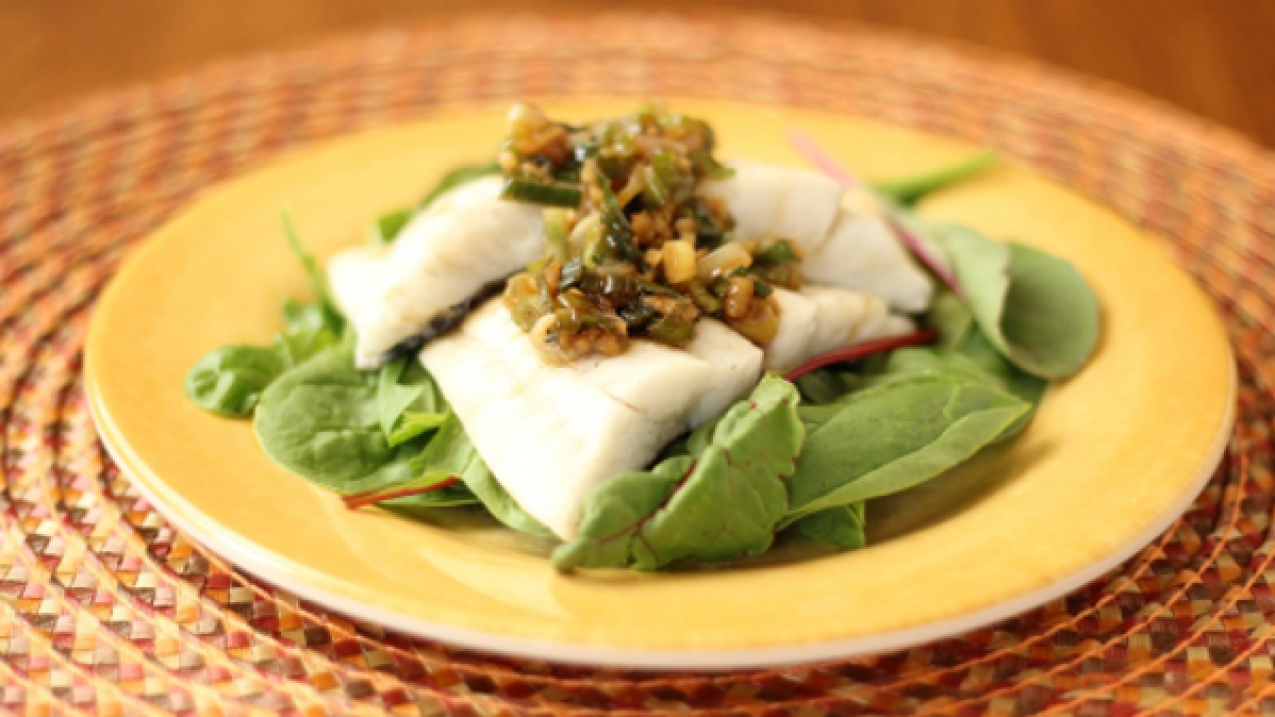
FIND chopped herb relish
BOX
[498,102,804,364]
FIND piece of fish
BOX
[764,287,916,372]
[698,162,842,254]
[698,164,933,312]
[420,300,764,539]
[802,202,934,314]
[328,176,545,368]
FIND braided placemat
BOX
[1,11,1272,716]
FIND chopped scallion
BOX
[501,178,583,207]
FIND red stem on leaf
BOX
[883,215,966,301]
[343,476,461,511]
[784,329,939,382]
[786,130,862,189]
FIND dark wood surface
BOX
[2,0,1273,147]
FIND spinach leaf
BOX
[254,346,427,493]
[372,209,414,245]
[871,150,998,206]
[255,341,545,534]
[553,376,804,571]
[376,359,424,437]
[368,161,503,246]
[376,358,449,445]
[876,343,1046,442]
[273,311,342,368]
[418,161,501,211]
[184,345,291,417]
[387,412,448,448]
[926,223,1099,379]
[282,299,331,335]
[281,211,344,331]
[793,502,866,549]
[784,377,1029,524]
[185,298,341,418]
[410,414,552,536]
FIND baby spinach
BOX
[412,414,552,536]
[418,161,501,210]
[254,343,548,535]
[184,345,291,417]
[784,376,1029,524]
[254,345,429,494]
[793,502,866,549]
[371,161,503,245]
[184,300,342,418]
[372,209,414,245]
[375,358,448,446]
[282,211,344,331]
[872,150,998,206]
[387,412,449,448]
[921,223,1099,379]
[553,376,804,571]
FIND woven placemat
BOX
[1,11,1272,716]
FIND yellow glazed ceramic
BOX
[85,100,1234,668]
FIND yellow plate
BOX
[85,99,1235,669]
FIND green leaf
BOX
[281,211,344,330]
[254,346,427,494]
[927,223,1099,379]
[183,345,290,417]
[372,209,414,245]
[871,150,998,206]
[418,161,502,211]
[784,377,1029,524]
[367,162,500,247]
[793,502,866,549]
[282,299,332,335]
[376,359,424,438]
[553,376,804,571]
[411,414,552,537]
[387,411,448,447]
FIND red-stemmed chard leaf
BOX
[784,329,940,383]
[344,475,460,510]
[786,130,862,189]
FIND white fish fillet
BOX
[803,203,934,313]
[328,177,544,368]
[420,301,763,539]
[764,287,916,372]
[698,162,842,252]
[698,165,932,312]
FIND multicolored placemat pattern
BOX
[0,12,1272,716]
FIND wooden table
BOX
[2,0,1273,148]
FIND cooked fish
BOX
[697,162,842,253]
[764,287,916,372]
[802,201,933,313]
[698,164,932,312]
[328,177,544,368]
[420,300,764,539]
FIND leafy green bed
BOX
[184,152,1098,571]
